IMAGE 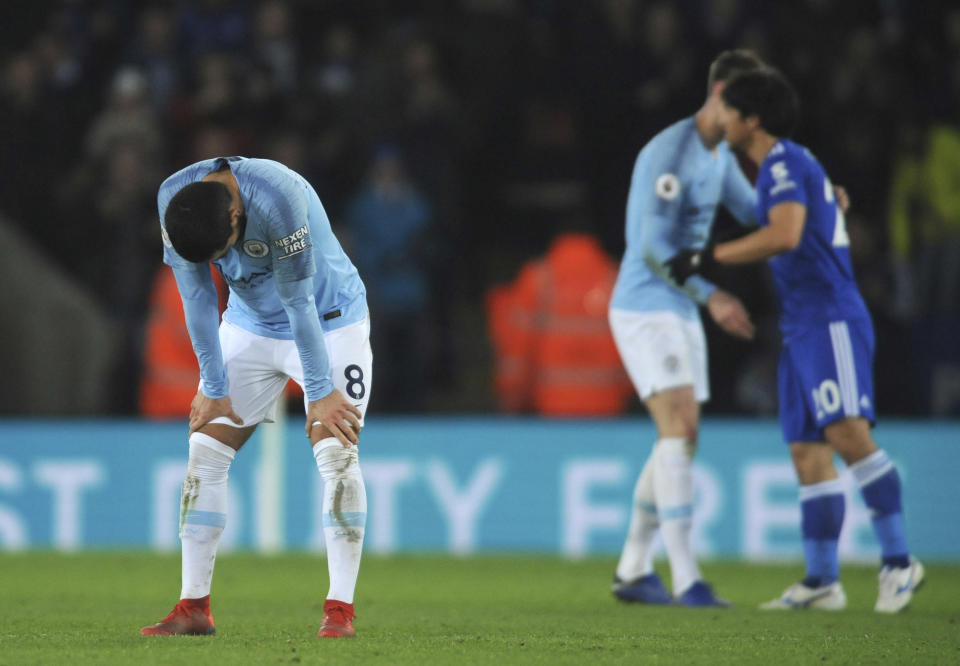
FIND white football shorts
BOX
[205,315,373,427]
[608,308,709,403]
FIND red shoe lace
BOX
[162,599,209,623]
[158,602,188,624]
[323,603,355,625]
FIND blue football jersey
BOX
[610,117,757,320]
[158,157,367,401]
[754,140,870,339]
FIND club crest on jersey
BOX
[243,239,270,258]
[655,173,680,201]
[274,224,311,258]
[160,225,173,249]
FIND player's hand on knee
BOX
[307,389,362,447]
[189,392,243,434]
[707,289,755,340]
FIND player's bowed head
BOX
[165,180,247,263]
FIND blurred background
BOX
[2,0,959,419]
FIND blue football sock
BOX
[850,450,910,569]
[799,478,845,585]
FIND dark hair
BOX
[721,68,800,138]
[164,181,234,262]
[707,49,765,93]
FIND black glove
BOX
[665,247,713,285]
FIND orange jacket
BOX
[486,233,631,416]
[139,266,222,418]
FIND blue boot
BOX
[612,573,672,604]
[676,581,731,608]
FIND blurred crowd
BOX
[1,0,959,416]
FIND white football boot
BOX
[759,581,847,610]
[875,558,925,613]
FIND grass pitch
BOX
[0,553,956,665]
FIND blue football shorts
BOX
[777,317,876,443]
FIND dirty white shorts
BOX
[608,308,708,403]
[204,315,373,427]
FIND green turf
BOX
[0,553,956,665]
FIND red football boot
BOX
[141,595,216,636]
[317,600,356,638]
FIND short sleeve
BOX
[761,153,808,209]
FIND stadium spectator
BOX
[887,122,960,414]
[0,51,59,233]
[122,4,181,117]
[486,230,631,417]
[140,265,227,418]
[176,0,250,59]
[343,145,433,412]
[888,123,960,319]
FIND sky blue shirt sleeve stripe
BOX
[184,510,227,528]
[322,512,366,528]
[658,505,693,521]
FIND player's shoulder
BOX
[157,159,226,217]
[758,140,821,200]
[641,117,698,157]
[234,158,306,205]
[769,140,817,168]
[159,158,221,194]
[633,116,699,181]
[232,157,297,187]
[759,140,814,180]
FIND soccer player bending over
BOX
[608,50,763,608]
[666,69,923,613]
[141,157,372,637]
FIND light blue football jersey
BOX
[754,140,870,341]
[158,157,367,401]
[610,117,757,320]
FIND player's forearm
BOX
[173,267,228,398]
[641,219,716,303]
[713,226,796,265]
[276,278,334,401]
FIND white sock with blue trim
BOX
[180,433,235,599]
[314,437,367,604]
[653,437,701,595]
[616,451,659,581]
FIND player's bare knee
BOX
[680,419,699,443]
[790,443,836,484]
[198,423,257,451]
[649,393,699,441]
[670,406,699,442]
[824,418,877,464]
